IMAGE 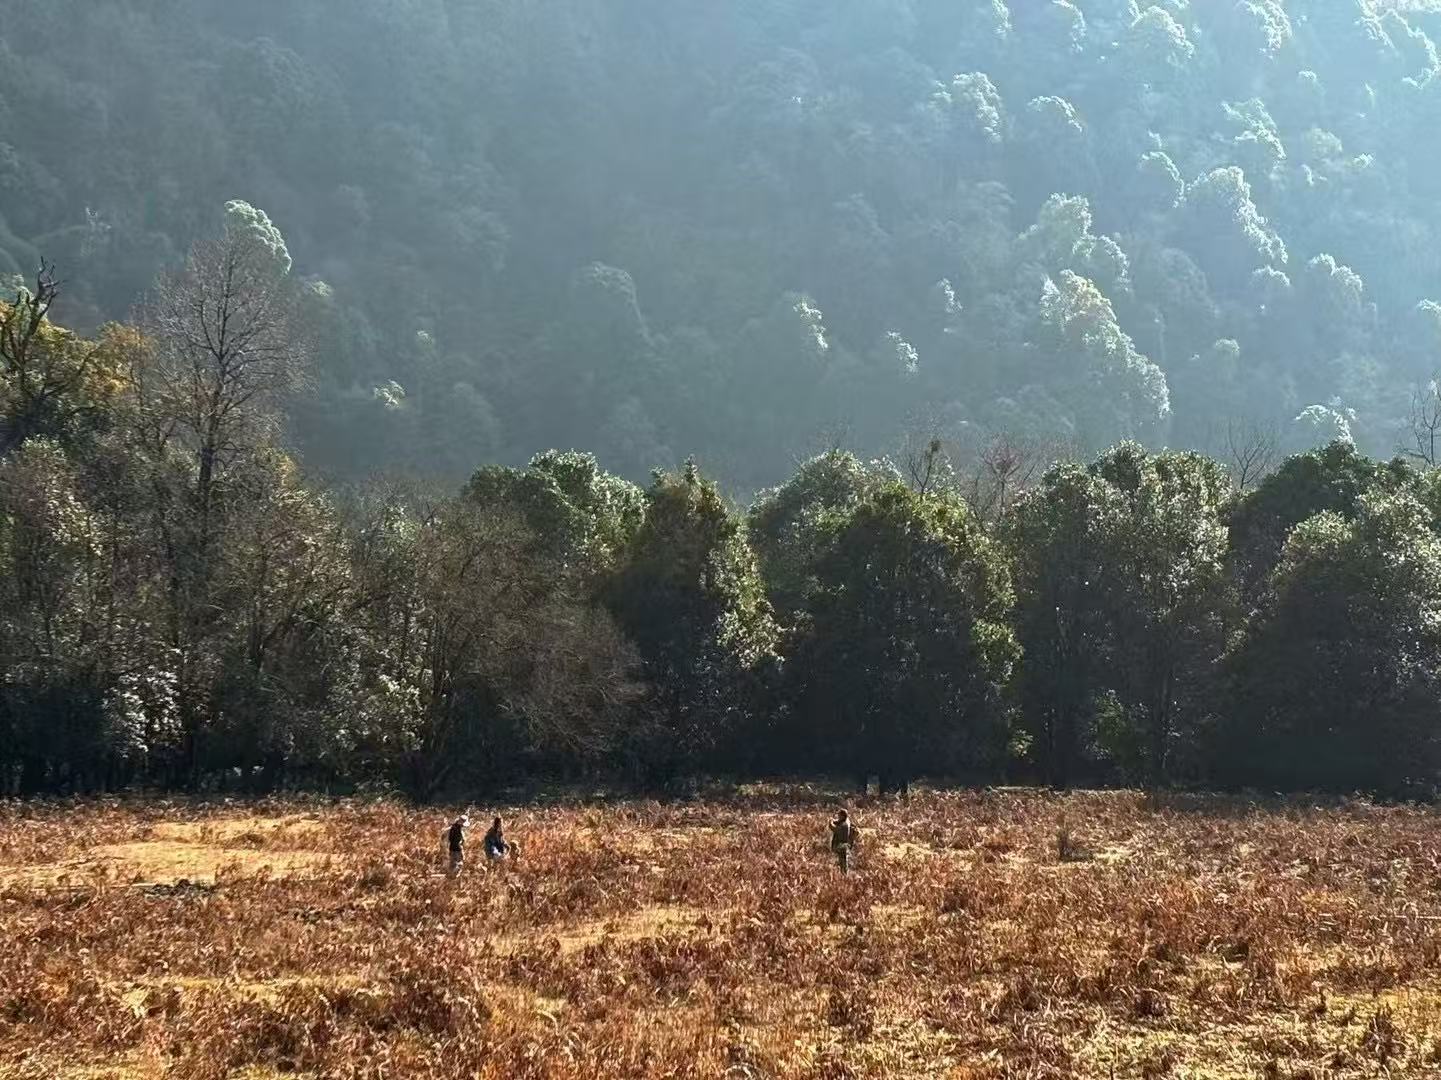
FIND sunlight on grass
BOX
[2,791,1440,1078]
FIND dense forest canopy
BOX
[5,2,1441,801]
[5,1,1441,489]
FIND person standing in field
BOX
[831,808,857,873]
[483,815,509,862]
[445,814,469,877]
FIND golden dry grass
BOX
[0,840,331,890]
[1,788,1439,1078]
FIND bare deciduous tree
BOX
[970,433,1057,519]
[898,411,961,498]
[947,430,1068,521]
[1225,418,1279,492]
[141,210,308,534]
[900,419,1064,519]
[1404,377,1441,469]
[0,262,110,455]
[905,436,950,497]
[132,204,309,782]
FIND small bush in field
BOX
[358,859,394,889]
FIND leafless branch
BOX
[1403,377,1441,469]
[948,430,1065,520]
[1225,418,1279,492]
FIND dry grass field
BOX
[1,788,1439,1079]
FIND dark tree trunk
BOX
[261,751,285,793]
[19,755,47,796]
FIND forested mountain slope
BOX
[3,1,1441,489]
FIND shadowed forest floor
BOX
[1,788,1439,1078]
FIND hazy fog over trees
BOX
[3,1,1441,490]
[6,1,1441,800]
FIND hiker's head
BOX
[837,809,848,822]
[458,814,470,827]
[493,816,502,829]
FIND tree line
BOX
[4,207,1441,800]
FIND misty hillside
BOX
[3,0,1441,489]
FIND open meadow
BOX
[1,789,1439,1079]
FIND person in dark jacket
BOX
[483,816,509,861]
[831,809,857,872]
[446,814,469,877]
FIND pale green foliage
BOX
[1225,100,1286,180]
[1234,0,1293,57]
[977,0,1013,39]
[1082,0,1140,29]
[1020,195,1095,268]
[1378,9,1439,85]
[1302,254,1367,322]
[1134,150,1184,211]
[571,263,651,350]
[224,199,292,277]
[1300,127,1346,166]
[1037,1,1087,55]
[1021,195,1132,295]
[791,296,829,359]
[1038,270,1170,429]
[466,449,644,580]
[1180,167,1288,283]
[372,380,406,410]
[931,279,962,319]
[1190,167,1286,263]
[1292,404,1357,448]
[882,331,919,375]
[2,0,1441,477]
[1125,7,1196,76]
[1249,265,1292,311]
[1026,96,1083,141]
[749,450,900,620]
[934,72,1006,146]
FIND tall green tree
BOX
[748,450,898,623]
[464,450,644,585]
[748,451,902,770]
[1092,445,1233,784]
[1227,440,1417,602]
[1222,490,1441,794]
[607,461,778,780]
[802,482,1017,791]
[1009,444,1232,786]
[1006,461,1123,787]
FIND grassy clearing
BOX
[0,840,331,890]
[1,789,1439,1078]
